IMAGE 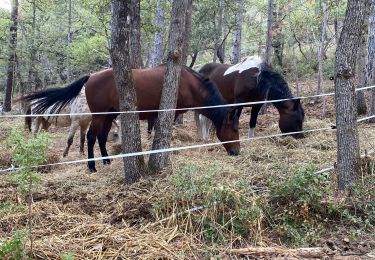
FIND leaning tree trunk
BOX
[130,0,142,68]
[334,0,370,191]
[149,0,164,67]
[356,0,371,115]
[111,0,145,185]
[175,0,193,125]
[231,0,244,64]
[148,0,187,174]
[264,0,273,64]
[3,0,19,112]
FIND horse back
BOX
[201,63,264,104]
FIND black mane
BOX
[258,63,293,108]
[184,66,229,129]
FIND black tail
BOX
[25,105,32,132]
[19,76,90,114]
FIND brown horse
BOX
[197,57,305,139]
[21,65,240,173]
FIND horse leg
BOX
[98,116,114,165]
[79,123,89,155]
[87,117,103,173]
[63,122,78,157]
[147,118,155,135]
[199,114,211,141]
[249,104,263,138]
[31,117,41,137]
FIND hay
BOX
[1,100,375,258]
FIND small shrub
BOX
[0,230,28,259]
[61,252,75,260]
[154,162,265,244]
[268,165,330,245]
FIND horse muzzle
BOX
[292,132,304,139]
[228,149,239,156]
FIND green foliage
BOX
[154,162,265,243]
[61,252,75,260]
[0,230,28,260]
[268,166,330,245]
[0,201,25,216]
[267,163,375,246]
[7,129,49,193]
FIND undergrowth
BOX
[153,159,375,247]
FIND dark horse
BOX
[197,57,305,139]
[21,65,240,173]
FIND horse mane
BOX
[258,63,293,108]
[183,65,229,130]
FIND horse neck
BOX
[189,75,228,130]
[264,73,293,113]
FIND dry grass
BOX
[0,90,374,259]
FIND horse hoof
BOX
[88,167,97,173]
[62,153,67,157]
[103,159,111,165]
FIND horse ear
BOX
[293,99,301,110]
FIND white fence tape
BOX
[1,85,374,118]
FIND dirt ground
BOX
[0,81,374,259]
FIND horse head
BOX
[278,99,305,138]
[215,109,240,156]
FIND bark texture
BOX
[149,0,164,67]
[111,0,145,184]
[67,0,73,81]
[148,0,187,173]
[264,0,273,65]
[3,0,19,112]
[130,0,142,68]
[367,0,375,122]
[334,0,370,191]
[231,0,244,64]
[356,0,371,115]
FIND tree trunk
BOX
[370,1,375,123]
[271,3,285,67]
[334,0,370,191]
[264,0,273,65]
[258,13,263,56]
[130,0,142,68]
[148,0,187,173]
[232,0,244,64]
[110,0,145,185]
[3,0,19,112]
[367,0,375,84]
[292,44,301,96]
[176,0,193,125]
[356,0,371,115]
[316,1,327,115]
[27,0,38,92]
[149,0,164,67]
[213,0,224,63]
[67,0,73,81]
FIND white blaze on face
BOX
[223,56,263,76]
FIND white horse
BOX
[25,88,120,157]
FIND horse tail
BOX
[18,76,90,115]
[25,105,32,132]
